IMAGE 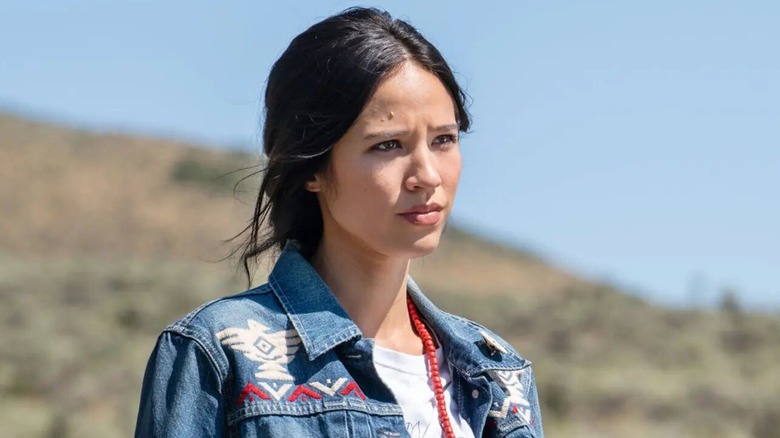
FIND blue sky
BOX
[1,1,778,309]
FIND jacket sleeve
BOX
[135,331,228,438]
[524,367,544,438]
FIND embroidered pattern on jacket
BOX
[234,379,366,406]
[216,319,302,381]
[216,321,368,407]
[487,369,532,424]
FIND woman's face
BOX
[309,62,462,260]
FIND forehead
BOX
[357,62,456,125]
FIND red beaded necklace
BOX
[406,296,457,438]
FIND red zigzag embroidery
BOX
[237,382,271,405]
[287,385,323,402]
[339,381,366,400]
[238,380,367,405]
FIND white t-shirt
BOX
[373,345,476,438]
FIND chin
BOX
[397,231,443,259]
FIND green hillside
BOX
[1,112,778,438]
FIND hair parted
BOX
[235,7,471,284]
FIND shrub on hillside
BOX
[169,152,255,195]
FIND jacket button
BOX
[471,389,479,399]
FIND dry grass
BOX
[0,113,256,259]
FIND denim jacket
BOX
[135,243,544,437]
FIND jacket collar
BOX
[269,242,362,361]
[269,242,529,375]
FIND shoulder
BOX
[441,310,531,365]
[157,283,289,374]
[165,283,282,335]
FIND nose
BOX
[404,145,442,193]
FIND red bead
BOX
[407,296,456,438]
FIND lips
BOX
[398,204,444,226]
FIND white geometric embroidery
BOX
[516,405,532,424]
[488,399,511,418]
[216,319,302,381]
[488,369,533,424]
[258,382,293,400]
[310,377,347,396]
[490,370,530,407]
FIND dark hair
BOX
[236,7,471,283]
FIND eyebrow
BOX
[362,123,460,141]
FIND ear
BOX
[304,175,321,192]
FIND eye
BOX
[433,134,458,148]
[370,140,401,152]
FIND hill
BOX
[0,112,584,295]
[1,112,779,438]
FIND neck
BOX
[311,234,421,354]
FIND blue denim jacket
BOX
[135,243,544,437]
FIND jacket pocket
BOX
[227,397,404,438]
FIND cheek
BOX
[349,155,403,190]
[442,150,463,188]
[325,160,397,216]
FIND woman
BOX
[135,7,543,438]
